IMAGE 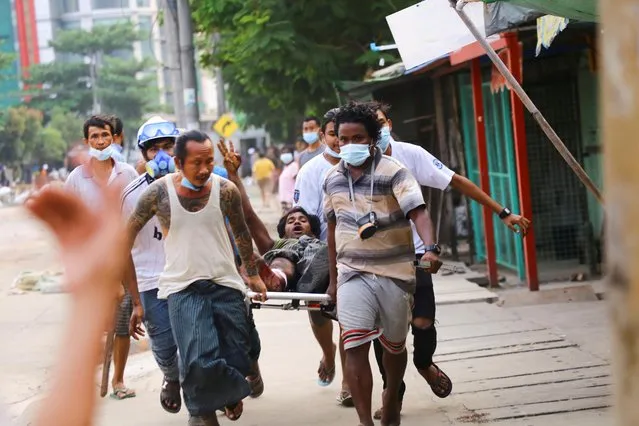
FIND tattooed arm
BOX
[126,179,166,249]
[220,179,268,299]
[225,168,275,255]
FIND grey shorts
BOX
[115,291,133,337]
[337,273,412,354]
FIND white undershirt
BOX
[389,140,455,254]
[293,153,335,241]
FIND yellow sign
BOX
[213,114,239,138]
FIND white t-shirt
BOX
[389,140,455,253]
[121,173,166,293]
[64,160,139,211]
[293,153,335,241]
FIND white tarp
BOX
[386,0,488,71]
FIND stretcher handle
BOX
[413,261,466,274]
[246,291,332,303]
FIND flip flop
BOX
[160,378,181,413]
[428,363,453,398]
[317,360,335,387]
[336,389,354,407]
[224,400,243,421]
[110,386,136,400]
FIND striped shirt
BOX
[121,173,166,293]
[323,148,425,292]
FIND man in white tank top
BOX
[126,130,268,426]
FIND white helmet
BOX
[136,116,179,150]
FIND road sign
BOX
[213,114,239,138]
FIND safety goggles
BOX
[138,122,180,144]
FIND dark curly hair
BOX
[368,100,392,120]
[277,206,321,239]
[334,101,382,144]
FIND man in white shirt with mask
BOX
[298,115,325,168]
[64,114,139,400]
[370,101,531,419]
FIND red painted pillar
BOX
[505,32,539,291]
[14,0,29,77]
[470,58,499,287]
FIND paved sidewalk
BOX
[18,299,610,426]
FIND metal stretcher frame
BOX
[247,291,333,312]
[246,262,467,312]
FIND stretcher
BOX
[246,291,334,312]
[414,261,467,274]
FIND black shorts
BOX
[413,254,435,321]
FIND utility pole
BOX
[163,0,186,127]
[176,0,200,130]
[213,32,226,116]
[89,52,102,114]
[602,1,639,424]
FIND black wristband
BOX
[499,208,512,219]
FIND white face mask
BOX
[280,153,294,164]
[324,146,341,159]
[88,145,114,162]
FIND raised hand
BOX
[24,184,127,302]
[217,138,242,175]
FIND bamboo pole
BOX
[601,1,639,423]
[451,0,604,205]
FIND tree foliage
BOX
[25,22,158,138]
[0,107,67,166]
[0,51,14,77]
[191,0,413,142]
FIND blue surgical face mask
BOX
[378,126,393,153]
[303,132,319,144]
[181,175,211,191]
[324,146,341,159]
[339,144,371,167]
[146,149,176,178]
[280,153,294,164]
[88,145,114,162]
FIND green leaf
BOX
[192,0,414,142]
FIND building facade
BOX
[5,0,219,118]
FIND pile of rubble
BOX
[9,270,65,295]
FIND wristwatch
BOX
[424,244,441,255]
[499,207,512,219]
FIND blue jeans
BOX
[168,281,252,416]
[140,288,180,382]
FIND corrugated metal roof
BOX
[482,0,597,22]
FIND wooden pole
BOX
[471,59,498,287]
[601,1,639,423]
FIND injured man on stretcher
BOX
[218,140,330,296]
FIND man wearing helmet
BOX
[121,116,182,409]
